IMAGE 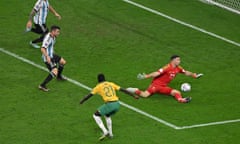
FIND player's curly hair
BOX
[98,73,105,83]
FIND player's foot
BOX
[57,76,67,81]
[184,97,192,103]
[24,27,31,33]
[38,85,49,92]
[30,41,40,49]
[98,133,109,141]
[178,97,192,103]
[126,87,138,94]
[108,134,113,139]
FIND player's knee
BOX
[171,89,181,95]
[50,72,56,77]
[140,92,150,98]
[51,68,58,76]
[60,58,66,65]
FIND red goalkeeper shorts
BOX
[147,84,172,95]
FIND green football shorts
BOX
[98,101,120,116]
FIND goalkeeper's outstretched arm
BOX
[185,71,203,78]
[137,71,161,80]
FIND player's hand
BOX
[196,73,203,78]
[26,20,32,30]
[137,73,146,80]
[46,56,51,65]
[55,13,61,20]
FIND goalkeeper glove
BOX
[196,73,203,78]
[137,73,146,80]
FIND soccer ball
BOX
[181,83,191,92]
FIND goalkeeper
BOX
[127,55,203,103]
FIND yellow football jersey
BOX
[91,81,120,102]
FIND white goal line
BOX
[1,47,239,130]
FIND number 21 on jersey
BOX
[104,85,116,97]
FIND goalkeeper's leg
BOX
[126,88,151,97]
[171,89,191,103]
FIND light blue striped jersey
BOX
[33,0,49,25]
[41,33,56,62]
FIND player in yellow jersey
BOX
[80,73,138,141]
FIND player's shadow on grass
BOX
[87,12,158,41]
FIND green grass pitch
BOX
[0,0,239,143]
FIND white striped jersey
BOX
[41,33,56,62]
[33,0,49,25]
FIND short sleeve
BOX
[34,0,42,12]
[42,34,51,48]
[91,86,98,95]
[178,66,186,73]
[111,83,120,91]
[158,64,169,74]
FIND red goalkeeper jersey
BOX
[152,63,185,86]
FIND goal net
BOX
[200,0,240,14]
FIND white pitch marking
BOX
[122,0,240,47]
[178,119,240,130]
[1,48,239,129]
[1,47,240,129]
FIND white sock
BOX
[105,117,113,136]
[126,87,138,93]
[93,114,108,135]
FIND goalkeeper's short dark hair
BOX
[170,55,180,61]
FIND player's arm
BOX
[119,88,139,99]
[49,5,61,20]
[28,9,36,21]
[80,93,94,104]
[146,71,161,78]
[137,71,161,80]
[26,9,37,29]
[184,71,203,78]
[41,47,51,65]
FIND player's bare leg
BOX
[137,90,151,97]
[171,89,191,103]
[57,58,67,80]
[126,88,151,98]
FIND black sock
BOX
[57,65,64,78]
[31,28,41,34]
[32,35,45,43]
[40,74,54,86]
